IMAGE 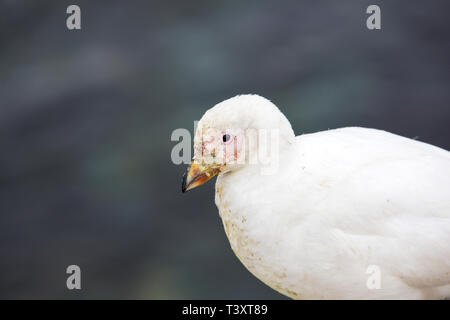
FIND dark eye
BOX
[222,134,231,143]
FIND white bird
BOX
[182,94,450,299]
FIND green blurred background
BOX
[0,0,449,299]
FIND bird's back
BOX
[289,127,450,298]
[293,127,450,220]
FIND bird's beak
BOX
[182,162,221,193]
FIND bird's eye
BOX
[222,134,231,143]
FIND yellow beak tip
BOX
[182,162,220,193]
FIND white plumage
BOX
[184,94,450,299]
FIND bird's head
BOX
[182,94,294,192]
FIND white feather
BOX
[199,95,450,299]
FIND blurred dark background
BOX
[0,0,449,299]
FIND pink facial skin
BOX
[221,130,244,164]
[195,128,245,166]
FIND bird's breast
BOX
[215,179,256,264]
[215,173,306,298]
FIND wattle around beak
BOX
[182,162,221,193]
